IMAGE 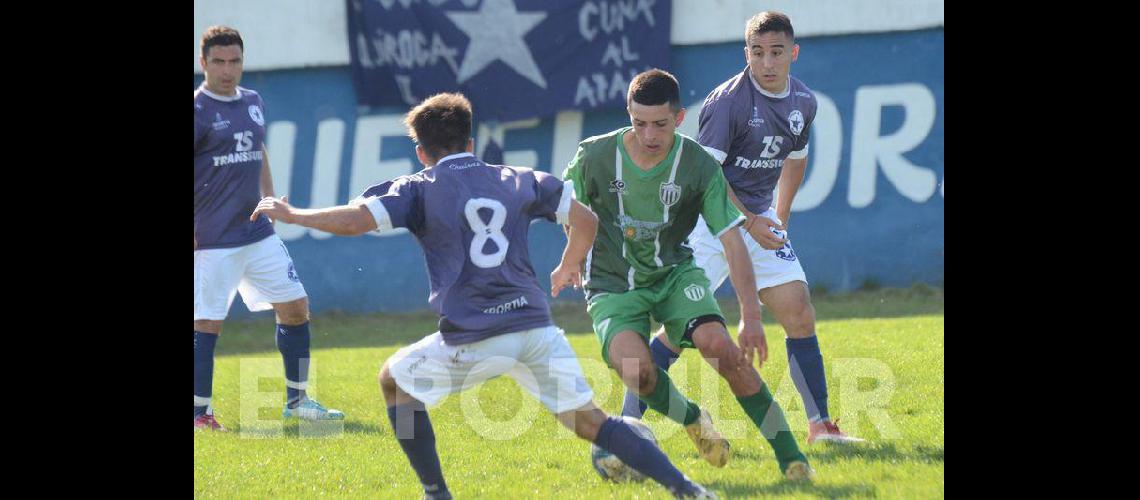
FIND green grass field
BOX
[195,287,943,498]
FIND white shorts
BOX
[194,234,308,320]
[386,325,595,414]
[690,208,807,294]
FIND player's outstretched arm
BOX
[250,196,378,236]
[720,228,768,368]
[551,200,597,297]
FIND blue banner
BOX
[347,0,671,121]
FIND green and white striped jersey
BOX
[563,127,744,295]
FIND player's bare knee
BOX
[696,329,741,374]
[194,320,223,334]
[379,364,398,399]
[274,298,310,325]
[713,344,744,375]
[785,303,817,338]
[636,363,657,395]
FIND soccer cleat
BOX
[807,419,865,445]
[783,460,816,481]
[684,408,731,467]
[194,413,226,431]
[671,481,718,499]
[283,397,345,421]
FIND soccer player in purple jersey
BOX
[621,12,863,445]
[251,93,716,499]
[194,26,343,431]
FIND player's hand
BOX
[737,317,768,369]
[776,210,790,230]
[745,215,787,250]
[251,195,293,223]
[550,262,582,298]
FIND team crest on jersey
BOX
[748,105,765,127]
[608,179,626,194]
[683,284,706,302]
[659,182,681,207]
[249,105,265,126]
[788,110,804,136]
[212,112,230,131]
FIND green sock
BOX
[736,384,807,472]
[638,367,701,426]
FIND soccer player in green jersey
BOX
[561,69,813,481]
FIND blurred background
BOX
[194,0,944,317]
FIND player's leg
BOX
[272,297,309,406]
[753,213,863,444]
[379,363,451,500]
[620,326,681,418]
[381,330,523,499]
[590,291,702,429]
[240,235,343,420]
[510,325,713,498]
[686,321,809,478]
[193,246,245,430]
[656,262,809,478]
[556,402,713,498]
[622,217,731,418]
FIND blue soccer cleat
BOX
[282,397,345,421]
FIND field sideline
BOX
[194,287,944,498]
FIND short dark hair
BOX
[201,26,244,58]
[745,11,795,42]
[404,93,473,162]
[627,69,680,111]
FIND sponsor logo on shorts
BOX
[449,347,469,365]
[408,356,427,375]
[683,284,706,302]
[287,263,300,282]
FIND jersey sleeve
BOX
[529,170,573,224]
[697,94,736,165]
[701,163,746,238]
[788,96,816,160]
[561,144,591,208]
[353,177,423,234]
[194,104,208,153]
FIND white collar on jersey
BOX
[198,84,243,102]
[431,152,475,166]
[747,69,791,99]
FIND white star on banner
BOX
[446,0,548,89]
